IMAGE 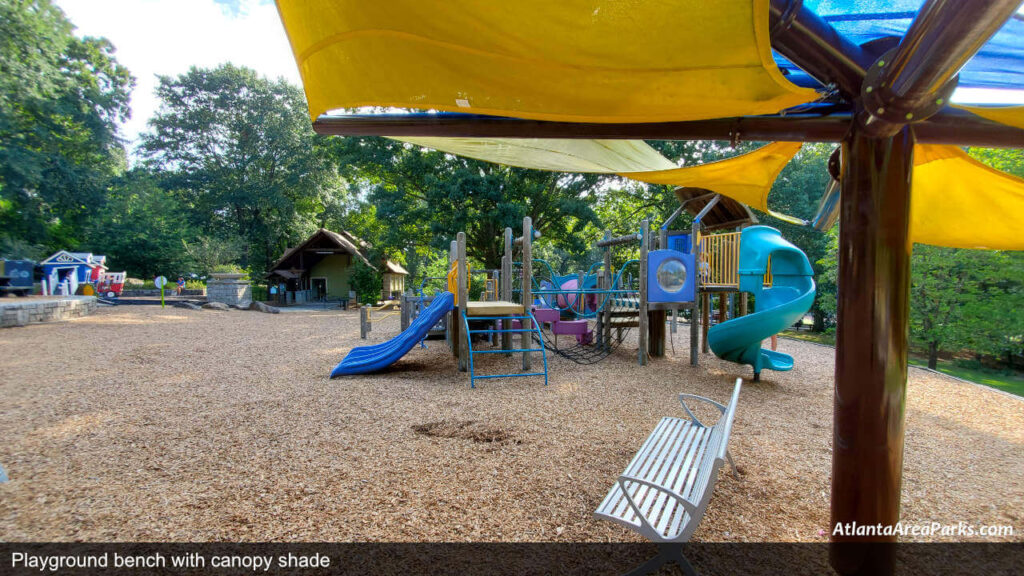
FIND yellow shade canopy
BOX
[911,145,1024,250]
[396,135,1024,250]
[622,141,806,224]
[393,137,804,222]
[955,105,1024,130]
[276,0,818,122]
[396,137,676,173]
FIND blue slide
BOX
[708,226,816,380]
[330,291,455,378]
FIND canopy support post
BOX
[857,0,1022,136]
[830,126,914,576]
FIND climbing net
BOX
[510,258,644,364]
[531,314,637,365]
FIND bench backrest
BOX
[714,379,742,461]
[688,379,742,512]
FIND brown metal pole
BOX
[830,126,915,576]
[312,110,1024,147]
[768,0,871,96]
[858,0,1022,136]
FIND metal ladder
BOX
[461,310,548,388]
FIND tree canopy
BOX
[0,0,134,249]
[140,64,343,276]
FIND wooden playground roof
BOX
[266,228,377,279]
[673,187,757,232]
[383,261,409,275]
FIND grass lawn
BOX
[907,357,1024,398]
[781,329,1024,398]
[780,329,834,346]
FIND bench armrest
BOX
[677,394,726,427]
[617,474,698,540]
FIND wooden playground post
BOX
[448,239,458,357]
[648,220,667,358]
[400,291,411,331]
[718,293,728,323]
[457,232,468,372]
[638,219,649,366]
[602,230,613,348]
[502,227,513,354]
[739,292,748,317]
[521,217,532,370]
[360,306,369,339]
[691,219,701,366]
[701,292,710,353]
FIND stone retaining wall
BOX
[1,296,97,328]
[120,288,206,297]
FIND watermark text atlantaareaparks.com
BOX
[833,521,1014,538]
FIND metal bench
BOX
[595,379,742,575]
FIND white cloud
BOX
[55,0,302,148]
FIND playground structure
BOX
[335,199,815,383]
[38,250,125,298]
[445,222,549,388]
[336,200,815,382]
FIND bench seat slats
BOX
[594,380,742,543]
[609,418,696,521]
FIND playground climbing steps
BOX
[462,309,548,388]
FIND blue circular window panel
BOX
[657,258,687,293]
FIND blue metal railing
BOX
[462,311,548,388]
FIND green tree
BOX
[181,236,245,277]
[89,170,192,277]
[0,0,134,249]
[141,64,344,276]
[910,246,978,369]
[959,251,1024,369]
[330,137,603,271]
[763,143,837,330]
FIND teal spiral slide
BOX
[708,226,816,380]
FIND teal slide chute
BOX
[708,226,815,380]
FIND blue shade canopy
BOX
[774,0,1024,95]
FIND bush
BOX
[350,263,382,304]
[251,285,269,302]
[212,264,247,276]
[954,357,983,371]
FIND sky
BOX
[55,0,301,146]
[55,0,1024,150]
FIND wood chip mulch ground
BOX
[0,301,1021,542]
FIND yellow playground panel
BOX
[699,231,772,290]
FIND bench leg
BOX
[623,550,669,576]
[625,545,698,576]
[726,451,740,480]
[662,545,699,576]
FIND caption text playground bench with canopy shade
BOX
[274,1,1024,574]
